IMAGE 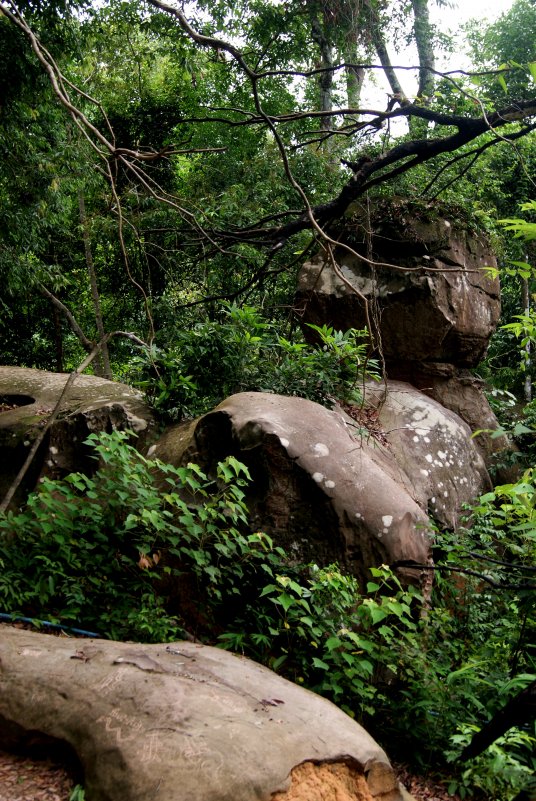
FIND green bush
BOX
[131,302,378,420]
[446,725,536,801]
[2,429,535,799]
[219,562,421,719]
[0,430,281,641]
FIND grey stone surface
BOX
[364,381,491,529]
[153,390,490,584]
[0,366,156,507]
[0,627,405,801]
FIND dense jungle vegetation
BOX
[0,0,535,797]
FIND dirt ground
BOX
[0,750,76,801]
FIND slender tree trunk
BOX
[78,191,112,380]
[52,303,64,372]
[522,270,532,402]
[411,0,435,101]
[361,0,407,103]
[344,41,365,109]
[307,0,334,132]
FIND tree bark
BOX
[78,191,112,380]
[521,270,532,402]
[460,680,536,761]
[307,0,334,133]
[344,41,365,109]
[411,0,435,101]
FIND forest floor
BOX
[0,750,77,801]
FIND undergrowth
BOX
[1,430,535,799]
[130,302,379,420]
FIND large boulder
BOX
[0,627,409,801]
[381,362,517,480]
[364,381,491,527]
[0,367,156,508]
[153,390,490,584]
[297,200,500,369]
[295,200,507,475]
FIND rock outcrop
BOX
[153,390,489,585]
[0,367,156,508]
[364,381,490,527]
[297,200,500,367]
[0,626,408,801]
[296,199,511,471]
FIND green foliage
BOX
[220,563,420,719]
[0,430,274,640]
[133,303,378,420]
[2,429,536,799]
[465,0,536,104]
[500,201,536,243]
[69,785,86,801]
[446,725,536,801]
[479,202,536,403]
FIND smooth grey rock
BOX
[0,366,156,508]
[153,390,489,584]
[0,627,405,801]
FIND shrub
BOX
[131,302,378,420]
[0,430,279,641]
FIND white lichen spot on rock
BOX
[411,408,427,422]
[413,435,420,442]
[49,446,58,455]
[279,437,290,449]
[325,480,335,489]
[420,469,429,477]
[312,472,324,483]
[312,442,329,457]
[437,451,447,461]
[425,454,433,463]
[382,515,393,528]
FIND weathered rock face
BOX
[0,627,408,801]
[296,200,507,471]
[0,367,156,508]
[365,382,491,527]
[384,362,515,477]
[153,390,489,585]
[297,205,500,367]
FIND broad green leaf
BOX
[312,657,330,670]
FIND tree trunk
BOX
[521,271,532,402]
[307,0,334,133]
[411,0,435,101]
[361,0,408,104]
[344,41,365,109]
[78,192,112,380]
[51,303,64,373]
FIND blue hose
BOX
[0,612,101,638]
